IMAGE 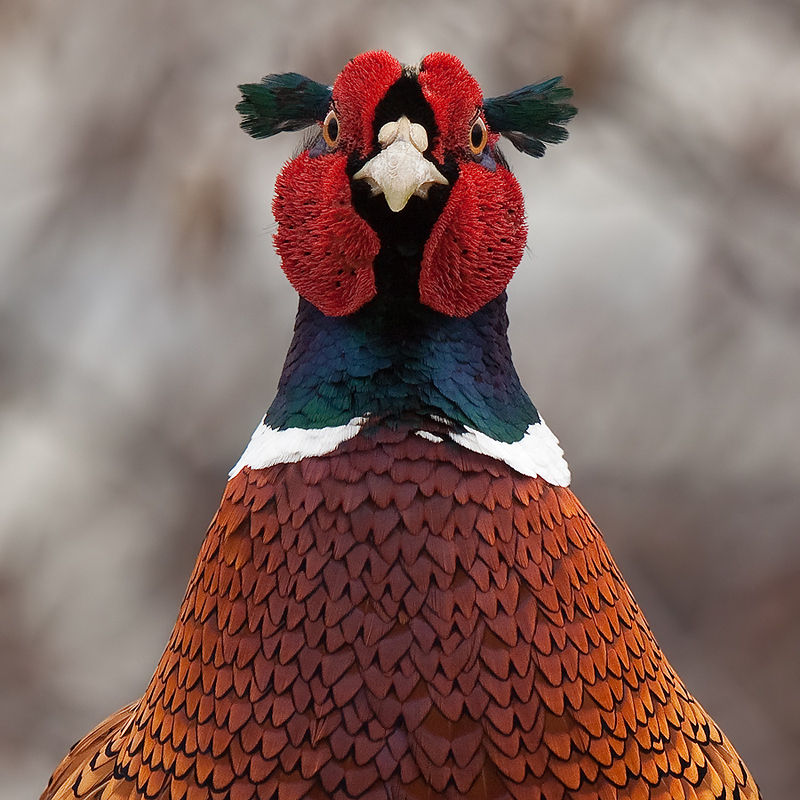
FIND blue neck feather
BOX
[265,292,539,444]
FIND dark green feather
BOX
[483,77,577,157]
[236,73,332,139]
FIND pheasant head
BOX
[237,51,576,317]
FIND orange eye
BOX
[322,109,340,148]
[469,116,488,154]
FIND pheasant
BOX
[42,51,760,800]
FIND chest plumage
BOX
[42,52,759,800]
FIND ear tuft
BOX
[483,77,577,158]
[237,73,332,139]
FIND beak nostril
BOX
[408,123,428,153]
[378,120,400,147]
[377,116,428,154]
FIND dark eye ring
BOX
[322,109,340,148]
[469,116,488,154]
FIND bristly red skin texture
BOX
[273,50,527,319]
[419,161,525,317]
[43,425,757,800]
[274,154,380,317]
[418,52,483,163]
[333,52,402,154]
[416,53,525,316]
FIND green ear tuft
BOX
[483,77,577,158]
[236,73,332,139]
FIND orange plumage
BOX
[42,428,758,799]
[41,52,759,800]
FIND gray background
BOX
[2,1,798,797]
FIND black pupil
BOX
[327,116,339,142]
[471,121,483,149]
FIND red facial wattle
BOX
[273,153,380,317]
[419,161,526,317]
[331,51,402,154]
[272,51,528,318]
[417,51,484,161]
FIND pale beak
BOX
[353,116,449,212]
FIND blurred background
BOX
[1,0,799,796]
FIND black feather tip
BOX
[483,77,577,158]
[236,73,332,139]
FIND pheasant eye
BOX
[322,109,340,148]
[469,116,488,154]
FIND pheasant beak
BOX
[353,116,449,212]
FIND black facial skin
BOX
[346,75,459,301]
[370,75,438,148]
